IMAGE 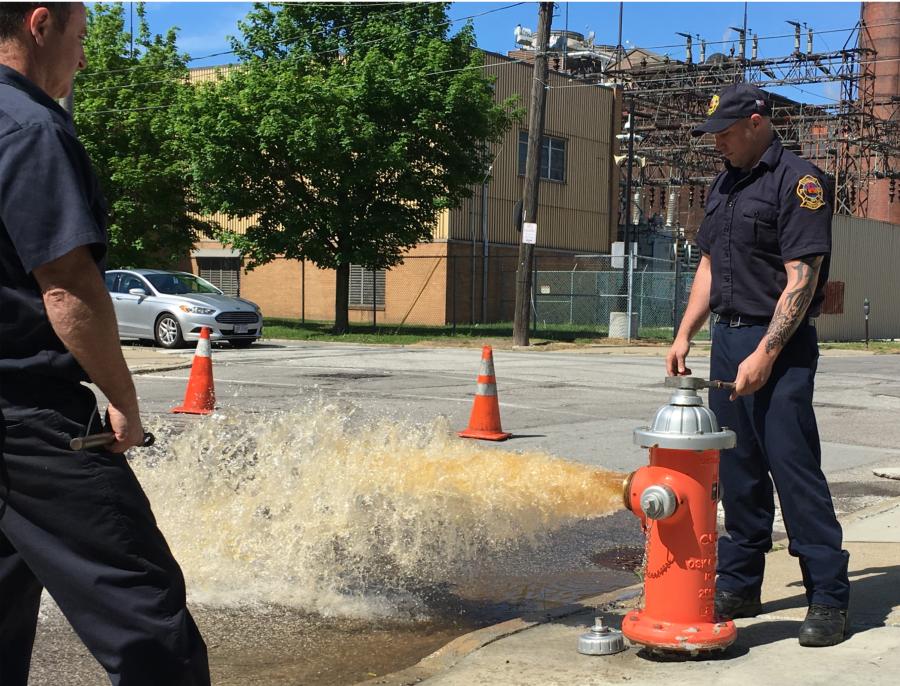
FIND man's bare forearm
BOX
[761,255,823,357]
[34,248,138,412]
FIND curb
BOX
[356,584,643,686]
[358,496,900,685]
[130,363,193,375]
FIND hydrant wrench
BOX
[70,432,156,451]
[665,376,735,392]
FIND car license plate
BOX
[234,324,248,334]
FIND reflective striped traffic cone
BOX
[172,326,216,415]
[458,345,511,441]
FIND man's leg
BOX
[756,324,849,644]
[0,528,43,686]
[1,407,210,686]
[710,323,776,602]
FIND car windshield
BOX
[145,273,221,295]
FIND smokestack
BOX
[860,2,900,223]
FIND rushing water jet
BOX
[134,400,624,618]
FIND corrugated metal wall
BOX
[816,215,900,341]
[447,52,617,253]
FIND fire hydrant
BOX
[621,376,737,653]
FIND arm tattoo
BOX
[764,255,823,354]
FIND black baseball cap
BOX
[692,83,772,137]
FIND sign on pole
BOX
[522,222,537,244]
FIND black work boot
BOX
[714,589,762,621]
[798,604,849,647]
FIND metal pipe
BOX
[70,432,155,451]
[471,186,477,324]
[481,176,489,324]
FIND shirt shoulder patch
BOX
[796,174,825,210]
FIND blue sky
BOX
[134,1,863,103]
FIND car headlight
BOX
[179,304,216,315]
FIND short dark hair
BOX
[0,3,72,42]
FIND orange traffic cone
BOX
[172,326,216,415]
[458,345,511,441]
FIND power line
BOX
[76,56,531,118]
[624,18,900,54]
[544,54,900,94]
[78,2,525,82]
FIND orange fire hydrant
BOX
[621,376,737,653]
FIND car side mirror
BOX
[128,288,148,297]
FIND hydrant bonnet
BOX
[633,377,736,450]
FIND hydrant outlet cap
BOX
[577,617,627,655]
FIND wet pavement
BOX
[23,340,900,684]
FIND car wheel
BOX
[155,314,184,349]
[229,339,254,348]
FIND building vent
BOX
[349,264,386,307]
[198,257,240,296]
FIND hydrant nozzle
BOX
[639,484,677,520]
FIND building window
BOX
[197,257,240,296]
[349,264,386,307]
[517,131,566,182]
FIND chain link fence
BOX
[332,251,696,341]
[532,254,695,340]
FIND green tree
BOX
[179,2,517,332]
[76,2,211,268]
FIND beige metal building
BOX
[187,52,619,326]
[816,215,900,342]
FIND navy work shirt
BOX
[0,65,108,384]
[695,137,832,319]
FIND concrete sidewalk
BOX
[365,498,900,686]
[120,343,193,373]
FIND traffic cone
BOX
[458,345,511,441]
[172,326,216,415]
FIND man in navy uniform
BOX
[667,83,850,647]
[0,3,209,682]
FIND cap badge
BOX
[707,94,720,116]
[796,175,825,210]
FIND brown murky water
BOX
[30,401,635,685]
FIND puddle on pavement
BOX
[32,401,639,685]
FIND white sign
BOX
[611,241,637,269]
[540,285,551,294]
[522,222,537,244]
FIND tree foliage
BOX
[179,2,518,331]
[76,2,211,268]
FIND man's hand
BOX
[106,403,144,454]
[666,336,693,377]
[731,350,775,400]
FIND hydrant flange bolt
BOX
[640,484,677,520]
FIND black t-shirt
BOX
[695,137,832,319]
[0,65,107,384]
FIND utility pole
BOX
[619,94,636,338]
[513,1,552,347]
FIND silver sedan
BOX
[105,269,263,348]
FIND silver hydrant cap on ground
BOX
[633,377,736,450]
[577,617,627,655]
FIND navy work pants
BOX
[0,379,210,685]
[709,321,850,609]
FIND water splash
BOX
[135,400,624,618]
